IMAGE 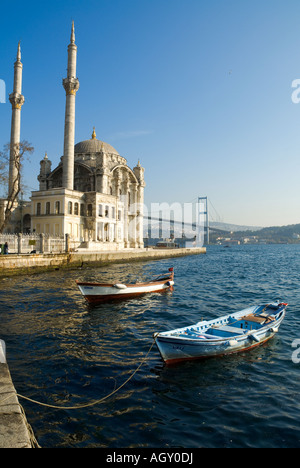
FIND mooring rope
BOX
[5,340,156,411]
[0,389,42,447]
[19,402,41,448]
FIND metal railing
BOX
[0,234,78,254]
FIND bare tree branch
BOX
[0,140,34,233]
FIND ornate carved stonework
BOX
[9,92,25,109]
[62,77,80,96]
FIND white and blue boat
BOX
[154,302,287,365]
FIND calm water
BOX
[1,244,300,448]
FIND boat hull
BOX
[77,280,174,304]
[155,305,286,365]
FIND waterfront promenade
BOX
[0,246,206,278]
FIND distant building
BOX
[2,23,145,250]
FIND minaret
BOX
[8,42,25,199]
[62,21,79,190]
[133,160,146,248]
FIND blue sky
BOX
[1,0,300,227]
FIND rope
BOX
[0,391,41,448]
[9,340,156,411]
[19,402,41,448]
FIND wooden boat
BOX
[154,302,287,365]
[76,268,174,304]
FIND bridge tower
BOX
[198,197,209,245]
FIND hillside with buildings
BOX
[212,223,300,245]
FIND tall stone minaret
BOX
[62,21,79,190]
[8,42,25,199]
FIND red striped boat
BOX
[76,268,174,305]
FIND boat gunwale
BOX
[155,306,286,345]
[156,317,283,346]
[76,278,173,288]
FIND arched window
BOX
[46,202,50,215]
[55,201,60,215]
[68,202,73,215]
[104,223,109,241]
[23,214,31,234]
[36,203,41,215]
[87,204,93,217]
[74,203,79,216]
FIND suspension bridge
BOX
[143,197,228,245]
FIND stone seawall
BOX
[0,340,35,448]
[0,247,206,278]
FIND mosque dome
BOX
[74,128,120,155]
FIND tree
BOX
[0,140,34,233]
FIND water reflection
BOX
[1,247,300,447]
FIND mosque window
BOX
[104,223,109,241]
[98,204,103,217]
[74,203,79,216]
[80,204,85,217]
[105,206,109,217]
[55,201,60,215]
[46,202,51,215]
[87,204,93,217]
[36,203,41,215]
[68,202,73,215]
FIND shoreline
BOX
[0,348,36,448]
[0,247,206,278]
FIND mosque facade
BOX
[2,23,145,250]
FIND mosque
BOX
[1,23,146,250]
